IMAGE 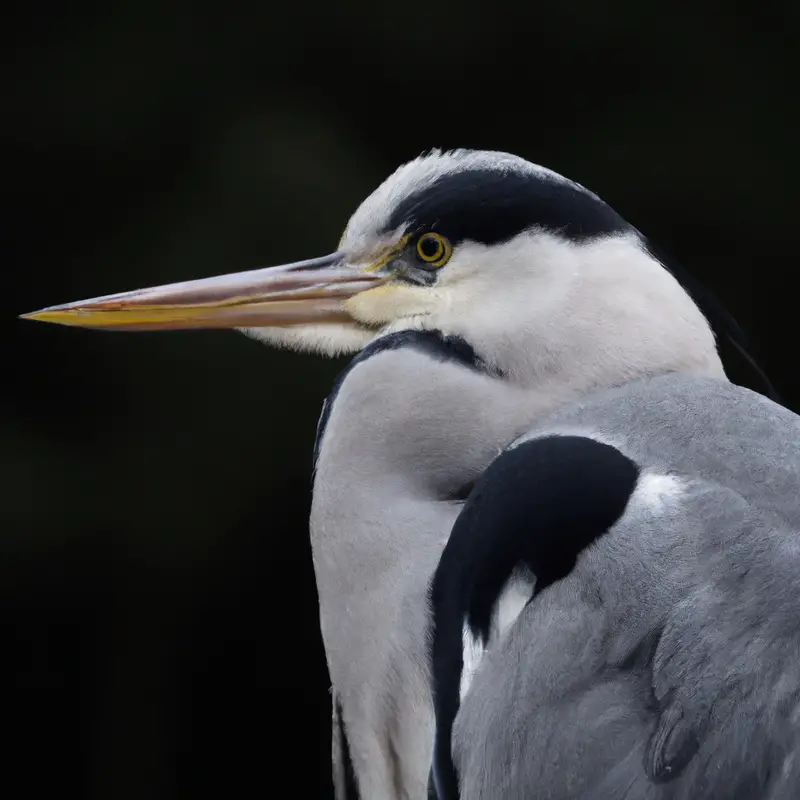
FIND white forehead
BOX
[340,148,596,250]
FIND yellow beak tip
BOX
[20,309,72,325]
[19,310,47,322]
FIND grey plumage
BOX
[451,373,800,799]
[22,148,797,799]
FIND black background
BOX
[3,3,796,798]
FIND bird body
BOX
[435,372,800,799]
[23,149,792,799]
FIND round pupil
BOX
[420,235,442,260]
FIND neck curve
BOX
[307,325,725,799]
[309,331,562,590]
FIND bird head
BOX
[21,149,747,388]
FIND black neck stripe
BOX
[335,697,360,799]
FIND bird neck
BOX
[309,315,725,575]
[306,324,726,715]
[310,332,581,565]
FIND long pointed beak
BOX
[19,252,387,331]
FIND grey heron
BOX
[22,149,797,800]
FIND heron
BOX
[22,148,800,799]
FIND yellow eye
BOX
[415,232,452,267]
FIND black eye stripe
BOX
[382,167,631,247]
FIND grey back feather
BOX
[452,373,800,799]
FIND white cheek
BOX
[344,285,442,325]
[237,324,373,356]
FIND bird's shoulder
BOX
[435,374,800,798]
[434,371,800,647]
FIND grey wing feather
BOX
[455,485,800,799]
[642,511,800,799]
[450,375,800,799]
[574,745,657,800]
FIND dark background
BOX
[3,3,796,798]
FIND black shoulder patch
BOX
[382,167,631,247]
[455,435,639,638]
[428,434,640,799]
[313,330,492,469]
